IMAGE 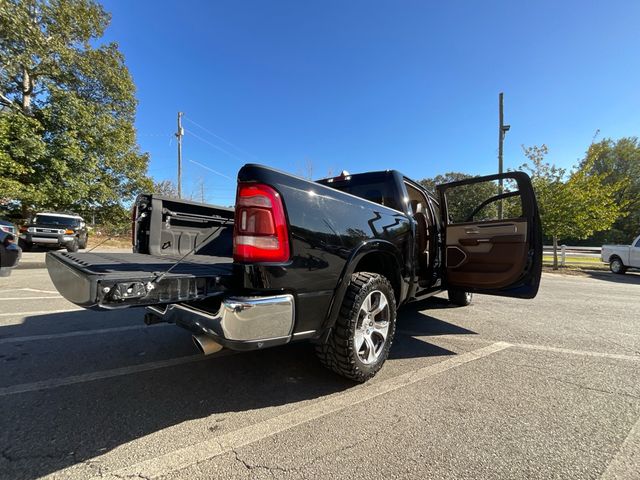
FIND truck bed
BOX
[47,251,234,309]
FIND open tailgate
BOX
[47,251,234,309]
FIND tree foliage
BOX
[419,172,500,223]
[0,0,151,221]
[580,137,640,243]
[519,145,626,268]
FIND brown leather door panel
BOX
[446,221,528,289]
[437,171,542,299]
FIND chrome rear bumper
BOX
[151,294,295,350]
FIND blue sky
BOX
[102,0,640,206]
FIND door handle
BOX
[460,238,492,246]
[465,228,480,234]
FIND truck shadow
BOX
[582,269,640,285]
[0,302,473,480]
[390,298,476,360]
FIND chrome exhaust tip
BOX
[192,335,223,355]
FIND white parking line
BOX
[0,296,63,301]
[398,331,640,362]
[600,414,640,480]
[0,288,58,294]
[0,352,233,397]
[91,342,511,480]
[514,342,640,362]
[0,308,82,317]
[0,323,171,345]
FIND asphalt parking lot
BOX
[0,268,639,480]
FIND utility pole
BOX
[498,93,510,219]
[176,112,184,199]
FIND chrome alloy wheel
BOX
[354,290,390,365]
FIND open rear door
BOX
[436,172,542,299]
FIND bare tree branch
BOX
[0,91,15,106]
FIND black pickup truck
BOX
[46,164,542,381]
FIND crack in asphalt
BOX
[0,448,151,480]
[232,448,292,476]
[109,472,152,480]
[302,414,405,468]
[493,358,640,401]
[549,376,640,401]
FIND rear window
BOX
[34,215,81,226]
[320,178,402,212]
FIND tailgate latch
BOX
[106,282,151,302]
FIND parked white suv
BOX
[601,234,640,274]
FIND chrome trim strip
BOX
[292,330,317,339]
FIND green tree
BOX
[419,172,499,223]
[0,0,151,223]
[519,145,627,269]
[580,137,640,243]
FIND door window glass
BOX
[442,178,523,224]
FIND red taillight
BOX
[233,183,290,263]
[131,205,137,246]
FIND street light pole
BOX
[498,93,510,219]
[176,112,184,199]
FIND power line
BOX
[189,159,235,181]
[184,128,246,163]
[183,116,258,161]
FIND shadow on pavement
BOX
[389,298,476,359]
[397,297,477,336]
[582,269,640,285]
[0,301,472,480]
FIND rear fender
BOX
[321,240,404,331]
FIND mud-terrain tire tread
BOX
[315,272,396,382]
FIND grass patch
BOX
[87,235,131,250]
[543,255,602,264]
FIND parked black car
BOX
[0,229,21,277]
[47,164,542,382]
[19,212,89,252]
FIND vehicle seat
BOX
[413,203,428,254]
[413,203,430,275]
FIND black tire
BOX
[448,289,473,306]
[315,272,396,382]
[610,257,626,274]
[66,238,79,253]
[78,234,88,250]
